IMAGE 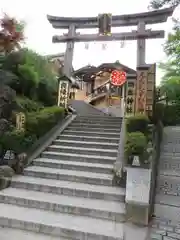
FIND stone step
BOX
[71,121,122,126]
[23,166,113,186]
[76,116,122,121]
[159,158,180,171]
[53,139,119,150]
[0,203,125,239]
[67,126,121,133]
[156,173,180,196]
[33,158,113,174]
[62,129,120,138]
[159,155,180,162]
[161,145,180,153]
[58,134,120,144]
[69,123,121,129]
[160,153,180,158]
[41,151,116,165]
[155,194,180,207]
[154,203,180,223]
[11,176,125,202]
[72,120,122,125]
[0,188,125,222]
[0,227,66,240]
[47,145,118,158]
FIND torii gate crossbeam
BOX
[47,7,174,78]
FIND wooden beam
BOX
[52,30,165,43]
[47,7,174,29]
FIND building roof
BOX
[58,75,80,89]
[73,61,136,82]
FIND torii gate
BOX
[47,7,174,115]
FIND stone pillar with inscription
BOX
[146,64,156,117]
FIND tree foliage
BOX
[0,14,24,53]
[0,14,59,107]
[1,48,58,104]
[157,18,180,104]
[149,0,179,9]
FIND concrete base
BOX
[125,167,152,226]
[126,202,149,226]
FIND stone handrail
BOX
[149,121,163,217]
[25,113,76,166]
[114,98,126,182]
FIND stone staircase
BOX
[150,127,180,239]
[70,100,108,116]
[0,113,129,239]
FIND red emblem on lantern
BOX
[110,70,127,86]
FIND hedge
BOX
[163,104,180,126]
[125,132,147,165]
[126,114,149,135]
[0,106,65,154]
[0,129,36,154]
[125,114,150,165]
[26,106,65,138]
[153,103,180,126]
[16,96,43,112]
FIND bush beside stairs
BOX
[0,101,137,239]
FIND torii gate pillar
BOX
[137,21,146,66]
[63,25,76,78]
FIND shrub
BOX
[0,129,36,154]
[163,104,180,126]
[125,132,147,165]
[26,106,65,138]
[0,106,65,154]
[126,114,149,134]
[16,96,43,112]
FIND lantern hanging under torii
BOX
[85,43,89,50]
[102,43,107,50]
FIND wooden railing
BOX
[86,80,122,102]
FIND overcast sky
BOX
[1,0,179,84]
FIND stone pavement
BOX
[150,127,180,240]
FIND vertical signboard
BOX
[135,66,148,114]
[58,80,69,108]
[135,64,156,115]
[146,64,156,116]
[16,112,25,131]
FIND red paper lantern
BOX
[110,70,127,86]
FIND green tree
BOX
[18,64,38,97]
[149,0,179,9]
[0,14,24,53]
[2,48,58,105]
[158,19,180,101]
